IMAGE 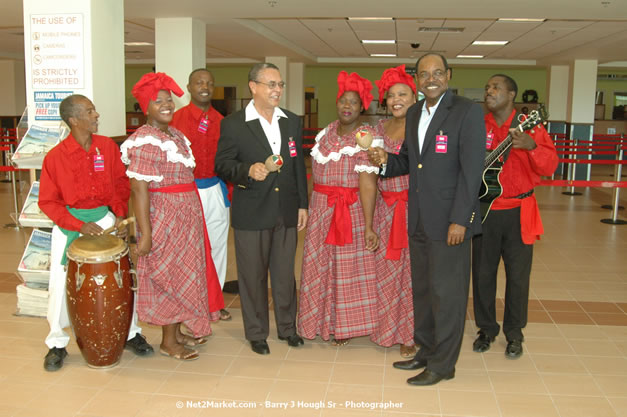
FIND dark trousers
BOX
[233,217,298,341]
[472,207,533,341]
[409,214,471,375]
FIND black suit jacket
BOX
[385,90,485,241]
[214,107,308,230]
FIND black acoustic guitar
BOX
[479,107,548,223]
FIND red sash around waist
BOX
[492,194,543,245]
[380,190,409,260]
[313,183,359,246]
[147,182,225,312]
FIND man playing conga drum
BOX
[39,94,154,371]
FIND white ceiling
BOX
[1,0,627,68]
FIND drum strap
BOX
[59,206,109,265]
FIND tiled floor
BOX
[0,165,626,417]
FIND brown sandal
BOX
[219,309,232,321]
[331,338,350,347]
[177,334,208,347]
[400,344,417,358]
[159,347,199,361]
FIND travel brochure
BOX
[18,181,53,228]
[17,229,51,287]
[11,124,68,169]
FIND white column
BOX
[265,56,288,109]
[155,18,206,109]
[287,62,304,116]
[546,65,569,122]
[0,61,26,116]
[568,60,598,124]
[23,0,126,136]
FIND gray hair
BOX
[59,94,89,126]
[248,62,280,83]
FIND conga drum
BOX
[66,234,134,368]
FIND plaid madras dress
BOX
[298,120,378,341]
[121,125,212,338]
[369,120,414,347]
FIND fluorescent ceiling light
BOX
[370,53,396,57]
[472,40,509,46]
[124,42,153,46]
[361,40,396,44]
[457,55,484,58]
[498,18,546,22]
[419,27,464,33]
[348,17,394,21]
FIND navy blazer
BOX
[214,107,308,230]
[385,90,485,241]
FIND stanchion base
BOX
[600,219,627,225]
[223,280,239,294]
[601,205,625,210]
[3,223,22,230]
[562,192,582,196]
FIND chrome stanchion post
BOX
[4,143,22,229]
[601,145,626,225]
[602,141,625,210]
[563,138,582,196]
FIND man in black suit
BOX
[215,63,308,355]
[368,53,485,385]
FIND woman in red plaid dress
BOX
[121,73,223,361]
[369,66,417,357]
[298,71,380,346]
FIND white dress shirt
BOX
[245,100,287,155]
[418,93,446,154]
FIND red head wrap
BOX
[131,72,184,114]
[336,71,373,110]
[375,65,417,103]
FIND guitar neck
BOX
[485,134,513,168]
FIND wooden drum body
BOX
[66,234,134,368]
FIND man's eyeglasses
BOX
[254,80,286,89]
[417,70,447,81]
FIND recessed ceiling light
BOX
[419,27,464,33]
[370,53,397,57]
[456,55,484,58]
[361,40,396,44]
[348,17,394,21]
[472,40,509,46]
[124,42,153,46]
[498,18,546,22]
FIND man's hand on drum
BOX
[135,235,152,257]
[80,222,103,236]
[114,217,129,239]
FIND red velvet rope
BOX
[540,179,627,188]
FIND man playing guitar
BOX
[471,74,558,359]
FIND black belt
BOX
[513,189,534,199]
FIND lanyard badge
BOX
[198,116,209,133]
[288,138,297,157]
[93,147,104,172]
[486,132,494,149]
[435,131,448,154]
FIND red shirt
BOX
[171,103,223,179]
[485,110,558,202]
[39,133,130,231]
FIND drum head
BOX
[67,234,128,263]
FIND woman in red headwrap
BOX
[370,65,417,357]
[298,71,380,346]
[121,72,224,361]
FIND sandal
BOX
[159,347,199,361]
[331,338,350,347]
[219,309,232,321]
[400,344,417,358]
[177,334,208,347]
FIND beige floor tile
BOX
[569,339,623,356]
[382,366,421,389]
[489,370,548,394]
[439,390,500,417]
[197,405,263,417]
[608,397,627,417]
[276,359,334,382]
[581,356,627,375]
[455,351,488,371]
[525,337,575,355]
[226,356,283,378]
[198,338,246,356]
[24,384,100,414]
[267,380,328,404]
[558,324,610,339]
[532,354,588,374]
[552,395,619,417]
[335,344,387,366]
[0,380,48,407]
[438,370,493,392]
[104,367,170,393]
[80,389,153,416]
[157,372,221,398]
[320,409,381,417]
[594,375,627,396]
[123,351,184,371]
[482,351,537,372]
[285,341,338,362]
[601,325,627,341]
[56,364,121,388]
[211,376,274,402]
[239,339,291,360]
[134,394,203,417]
[330,363,384,386]
[495,393,560,417]
[177,354,235,375]
[541,374,604,396]
[382,385,440,414]
[523,323,561,338]
[324,384,383,409]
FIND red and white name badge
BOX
[435,134,448,154]
[288,138,297,157]
[93,154,105,172]
[486,132,494,149]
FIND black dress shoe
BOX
[407,368,455,386]
[250,340,270,355]
[125,334,154,356]
[278,334,304,347]
[505,340,523,359]
[44,347,68,372]
[393,358,428,371]
[473,331,495,353]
